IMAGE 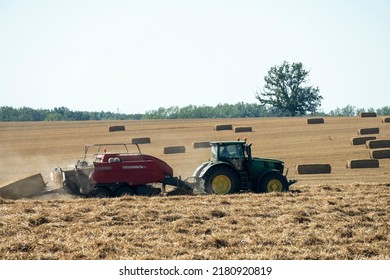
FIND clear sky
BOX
[1,0,389,114]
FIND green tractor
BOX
[192,140,297,194]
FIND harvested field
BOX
[0,117,390,260]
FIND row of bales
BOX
[107,122,255,154]
[297,112,390,174]
[108,114,389,172]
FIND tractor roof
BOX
[210,141,246,146]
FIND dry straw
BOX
[366,140,390,149]
[350,136,376,145]
[307,118,324,124]
[357,127,380,135]
[164,146,186,154]
[346,159,379,169]
[295,164,332,174]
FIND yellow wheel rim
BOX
[267,179,283,192]
[212,175,232,194]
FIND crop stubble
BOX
[0,117,389,259]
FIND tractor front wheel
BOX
[258,172,288,193]
[204,166,240,194]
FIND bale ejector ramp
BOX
[0,173,47,199]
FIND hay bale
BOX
[350,136,376,145]
[164,146,186,154]
[214,124,233,131]
[295,164,331,174]
[359,112,377,118]
[369,149,390,159]
[307,118,324,124]
[109,125,125,132]
[234,126,252,133]
[0,173,46,199]
[357,127,379,135]
[382,117,390,123]
[193,142,210,149]
[366,140,390,149]
[347,159,379,169]
[131,137,151,144]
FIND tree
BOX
[255,61,322,116]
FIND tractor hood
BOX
[251,157,285,173]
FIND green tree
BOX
[255,61,322,116]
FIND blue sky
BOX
[1,0,389,114]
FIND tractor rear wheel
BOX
[258,172,288,193]
[203,166,240,194]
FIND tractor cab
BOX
[210,141,250,171]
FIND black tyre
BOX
[115,187,135,197]
[203,165,240,194]
[135,185,160,196]
[92,187,111,198]
[258,172,288,193]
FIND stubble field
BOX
[0,117,389,259]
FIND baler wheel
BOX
[115,187,135,197]
[92,187,111,198]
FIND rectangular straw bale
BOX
[369,149,390,159]
[347,159,379,169]
[307,118,324,124]
[357,127,379,135]
[214,124,233,131]
[193,142,210,149]
[359,112,377,118]
[131,137,151,144]
[350,136,376,145]
[295,164,331,174]
[164,146,186,154]
[382,117,390,123]
[234,126,252,133]
[0,173,46,199]
[109,125,125,132]
[366,140,390,149]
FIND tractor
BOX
[192,140,296,194]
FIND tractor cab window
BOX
[219,144,244,159]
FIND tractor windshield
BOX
[213,144,244,160]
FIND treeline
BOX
[1,104,389,121]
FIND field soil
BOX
[0,117,389,259]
